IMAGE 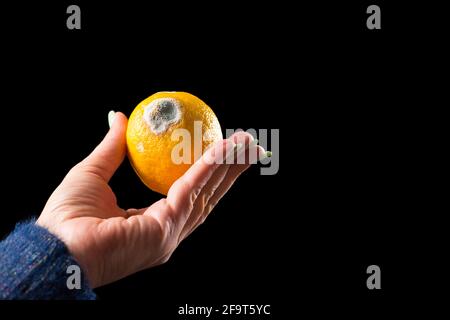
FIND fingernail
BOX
[249,139,259,148]
[259,151,272,161]
[108,110,116,128]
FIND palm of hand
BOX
[39,167,172,288]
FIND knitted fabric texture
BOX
[0,219,96,300]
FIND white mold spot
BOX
[144,98,181,134]
[137,142,144,153]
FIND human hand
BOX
[36,112,265,288]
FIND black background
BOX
[0,0,443,317]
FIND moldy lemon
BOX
[126,92,222,195]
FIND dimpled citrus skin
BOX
[126,92,223,195]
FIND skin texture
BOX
[36,112,264,288]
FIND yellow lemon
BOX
[126,91,223,195]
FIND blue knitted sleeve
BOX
[0,219,96,300]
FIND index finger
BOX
[166,138,236,222]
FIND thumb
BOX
[80,111,128,182]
